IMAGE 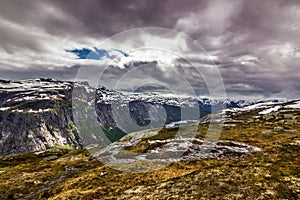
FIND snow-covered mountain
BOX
[73,80,252,143]
[199,99,300,127]
[0,78,289,156]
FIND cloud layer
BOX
[0,0,300,99]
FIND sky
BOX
[0,0,300,99]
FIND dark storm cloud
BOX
[48,0,209,37]
[0,0,300,99]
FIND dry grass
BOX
[0,113,300,199]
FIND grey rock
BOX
[274,126,284,132]
[43,155,58,161]
[99,171,108,176]
[262,130,272,134]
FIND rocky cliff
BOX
[0,79,81,156]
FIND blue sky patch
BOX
[66,48,128,60]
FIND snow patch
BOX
[0,107,11,111]
[165,120,198,128]
[259,105,282,114]
[285,101,300,109]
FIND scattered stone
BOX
[285,120,297,125]
[34,151,46,155]
[34,180,42,185]
[0,170,5,174]
[264,115,274,121]
[262,130,272,134]
[274,126,284,132]
[284,114,295,119]
[64,165,75,171]
[43,155,59,161]
[247,119,254,123]
[223,124,236,127]
[290,139,300,145]
[99,171,108,177]
[275,116,283,120]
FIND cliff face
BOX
[0,110,80,156]
[0,79,81,156]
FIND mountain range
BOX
[0,78,286,156]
